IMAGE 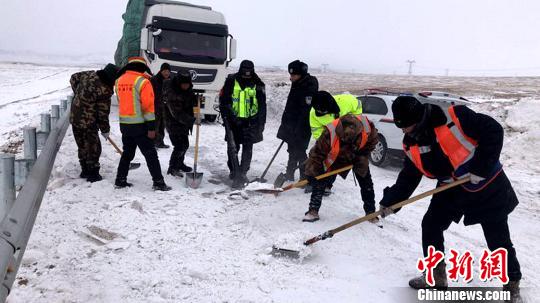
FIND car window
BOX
[358,96,388,115]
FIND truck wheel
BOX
[369,135,391,167]
[204,115,217,122]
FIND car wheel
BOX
[369,135,391,167]
[204,114,217,122]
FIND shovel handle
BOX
[282,165,354,192]
[107,137,123,154]
[193,94,202,173]
[303,177,471,246]
[260,141,284,180]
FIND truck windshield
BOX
[154,29,227,64]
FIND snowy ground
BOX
[2,63,539,302]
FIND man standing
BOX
[277,60,318,181]
[114,57,171,191]
[379,96,521,299]
[307,91,376,209]
[303,114,378,222]
[150,63,171,149]
[162,71,196,177]
[219,60,266,189]
[70,63,118,182]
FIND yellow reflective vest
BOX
[309,94,362,139]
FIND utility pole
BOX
[445,69,449,76]
[406,59,415,75]
[321,64,329,73]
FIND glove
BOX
[469,173,485,184]
[306,175,317,185]
[379,205,394,218]
[101,132,110,140]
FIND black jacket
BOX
[162,78,196,136]
[380,104,518,225]
[277,74,318,149]
[150,73,166,110]
[219,73,266,144]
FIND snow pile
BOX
[504,99,540,174]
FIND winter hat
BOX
[392,96,425,128]
[177,71,192,84]
[312,91,340,115]
[239,60,255,77]
[97,63,119,87]
[160,62,171,72]
[123,56,153,75]
[288,60,308,76]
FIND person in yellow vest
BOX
[379,96,521,298]
[219,60,266,189]
[303,113,379,222]
[114,57,171,191]
[306,92,376,206]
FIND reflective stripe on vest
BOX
[323,115,371,171]
[404,106,478,178]
[116,76,149,124]
[232,80,258,118]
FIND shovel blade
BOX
[129,162,141,170]
[270,245,300,259]
[273,173,287,188]
[185,172,204,189]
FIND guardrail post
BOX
[60,99,68,117]
[0,154,15,221]
[51,105,60,127]
[36,113,51,150]
[23,127,37,162]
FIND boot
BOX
[167,167,184,178]
[155,142,170,149]
[409,262,448,290]
[232,173,248,189]
[86,167,103,183]
[503,280,522,303]
[178,163,193,173]
[79,163,89,178]
[302,209,320,222]
[304,184,313,193]
[153,179,172,191]
[115,178,133,189]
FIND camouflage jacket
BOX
[69,71,113,132]
[305,114,378,178]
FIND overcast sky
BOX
[2,0,540,76]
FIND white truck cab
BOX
[140,0,237,121]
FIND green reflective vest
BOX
[309,94,363,139]
[232,80,259,118]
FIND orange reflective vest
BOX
[115,71,155,124]
[404,106,478,178]
[323,115,371,171]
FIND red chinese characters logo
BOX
[447,249,474,283]
[417,246,445,287]
[479,248,509,284]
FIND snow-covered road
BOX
[3,64,539,302]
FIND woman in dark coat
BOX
[162,72,196,177]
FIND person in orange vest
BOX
[114,57,171,191]
[303,114,379,222]
[379,96,521,298]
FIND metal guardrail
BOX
[0,96,72,301]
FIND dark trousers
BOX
[169,133,189,170]
[154,106,166,145]
[116,133,164,182]
[73,126,101,169]
[421,199,522,281]
[227,143,253,174]
[309,168,376,214]
[286,143,307,179]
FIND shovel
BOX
[106,137,141,170]
[186,95,204,188]
[257,165,354,194]
[271,177,471,258]
[250,140,285,184]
